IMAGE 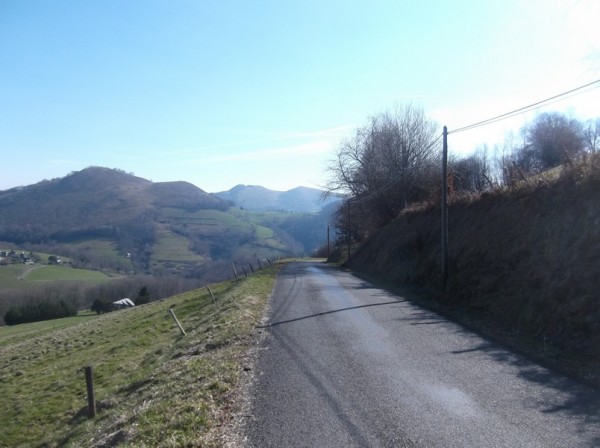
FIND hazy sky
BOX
[1,0,599,192]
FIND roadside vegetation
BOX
[0,263,278,447]
[326,105,600,387]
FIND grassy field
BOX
[0,264,31,289]
[152,229,206,263]
[0,311,98,348]
[0,263,279,447]
[66,238,132,268]
[1,264,115,290]
[0,264,115,290]
[25,265,113,282]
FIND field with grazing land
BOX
[151,229,206,267]
[0,263,115,290]
[25,265,114,282]
[66,238,133,268]
[0,311,98,348]
[0,263,278,447]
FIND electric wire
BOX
[448,78,600,135]
[342,78,600,206]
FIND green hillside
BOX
[0,263,277,447]
[0,167,328,279]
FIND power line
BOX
[448,78,600,135]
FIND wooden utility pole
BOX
[346,201,351,260]
[441,126,449,290]
[327,224,330,259]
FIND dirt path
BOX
[17,265,45,280]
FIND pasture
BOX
[0,263,115,290]
[0,264,278,446]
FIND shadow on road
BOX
[396,307,600,445]
[259,300,403,328]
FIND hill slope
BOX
[0,264,277,446]
[0,167,226,242]
[0,168,334,279]
[345,162,600,385]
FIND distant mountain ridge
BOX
[0,167,338,279]
[214,184,337,212]
[0,167,226,240]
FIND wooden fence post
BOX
[249,264,254,274]
[257,259,262,270]
[206,286,215,304]
[232,262,238,279]
[241,266,248,277]
[169,308,186,336]
[84,366,96,419]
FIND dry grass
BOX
[348,156,600,387]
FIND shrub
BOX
[91,298,116,314]
[135,286,150,305]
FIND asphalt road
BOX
[245,262,600,447]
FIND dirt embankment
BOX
[347,161,600,386]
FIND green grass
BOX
[0,264,32,289]
[254,224,274,239]
[152,229,205,263]
[229,209,292,224]
[0,311,98,348]
[0,264,280,447]
[159,208,254,234]
[24,265,112,282]
[0,264,114,290]
[67,239,132,266]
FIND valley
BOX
[0,167,338,325]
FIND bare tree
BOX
[517,112,585,172]
[452,145,494,193]
[325,105,439,234]
[584,118,600,153]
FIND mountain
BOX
[214,184,337,212]
[0,167,337,280]
[0,167,226,242]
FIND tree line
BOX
[325,104,600,244]
[0,275,205,326]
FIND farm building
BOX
[113,298,135,308]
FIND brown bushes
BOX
[347,156,600,356]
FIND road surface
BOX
[245,262,600,447]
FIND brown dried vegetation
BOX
[347,155,600,386]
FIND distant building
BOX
[113,298,135,309]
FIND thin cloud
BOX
[192,140,333,164]
[154,125,352,158]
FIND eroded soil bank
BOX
[346,163,600,387]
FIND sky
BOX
[1,0,599,193]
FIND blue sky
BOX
[1,0,599,192]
